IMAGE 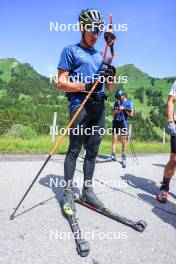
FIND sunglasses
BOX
[84,24,104,35]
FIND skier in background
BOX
[111,89,134,168]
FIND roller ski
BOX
[156,182,169,203]
[74,189,147,233]
[63,188,90,257]
[111,152,116,161]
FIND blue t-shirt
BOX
[112,99,133,126]
[58,43,104,110]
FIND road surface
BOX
[0,154,176,264]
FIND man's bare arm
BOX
[57,69,116,93]
[167,96,176,122]
[106,76,115,91]
[125,109,134,117]
[57,69,85,92]
[118,106,134,117]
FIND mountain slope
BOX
[0,58,20,82]
[0,58,175,141]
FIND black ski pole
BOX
[10,155,51,220]
[129,140,138,165]
[130,140,138,165]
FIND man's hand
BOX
[83,61,116,93]
[84,81,102,93]
[114,106,124,113]
[119,106,125,110]
[166,121,176,136]
[100,61,116,79]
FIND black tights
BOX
[64,101,105,187]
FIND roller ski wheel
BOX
[156,190,168,203]
[77,239,90,257]
[133,220,148,233]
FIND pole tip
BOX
[10,215,14,220]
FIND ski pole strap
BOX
[104,31,116,46]
[104,14,116,64]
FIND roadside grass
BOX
[0,136,170,154]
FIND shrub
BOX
[6,124,37,139]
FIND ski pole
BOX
[10,15,116,220]
[130,140,138,164]
[129,141,135,163]
[129,139,138,165]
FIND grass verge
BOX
[0,136,170,154]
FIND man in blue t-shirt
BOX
[57,8,116,214]
[111,89,134,168]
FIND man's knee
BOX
[85,144,100,160]
[121,136,126,144]
[170,153,176,161]
[112,135,117,143]
[66,149,80,160]
[85,152,96,160]
[168,153,176,168]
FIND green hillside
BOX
[0,59,69,135]
[0,58,175,142]
[0,58,19,82]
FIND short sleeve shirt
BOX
[112,99,133,126]
[58,43,104,110]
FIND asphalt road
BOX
[0,154,176,264]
